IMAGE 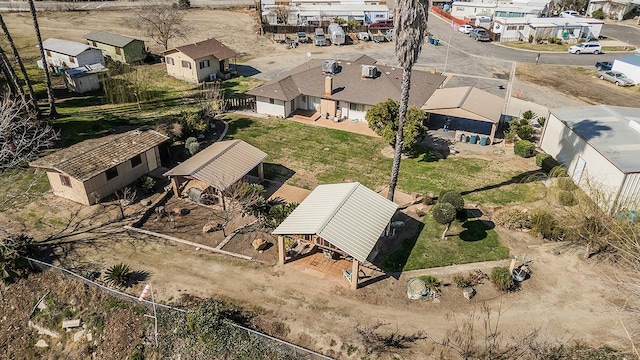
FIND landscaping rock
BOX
[252,238,268,251]
[140,199,152,206]
[173,208,190,216]
[35,339,48,348]
[463,286,476,300]
[36,300,48,311]
[62,319,81,329]
[86,331,93,342]
[73,330,85,343]
[202,222,223,233]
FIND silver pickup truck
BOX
[469,28,491,42]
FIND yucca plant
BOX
[104,263,133,288]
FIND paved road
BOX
[599,23,640,47]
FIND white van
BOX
[314,28,326,46]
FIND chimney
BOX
[324,75,332,97]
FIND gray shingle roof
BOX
[422,86,504,123]
[42,38,95,57]
[163,140,267,191]
[616,54,640,67]
[247,57,446,106]
[550,105,640,173]
[272,182,398,263]
[85,30,140,48]
[29,130,169,181]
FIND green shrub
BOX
[514,140,536,158]
[333,17,347,25]
[439,191,464,210]
[521,110,537,121]
[549,165,568,178]
[592,8,604,19]
[535,153,550,167]
[104,263,133,288]
[180,110,208,137]
[453,274,472,288]
[347,19,361,31]
[536,116,546,126]
[536,153,561,174]
[530,209,564,241]
[558,190,578,206]
[417,275,441,292]
[490,266,515,292]
[137,176,156,194]
[185,137,201,155]
[494,208,530,229]
[557,177,577,191]
[431,202,457,225]
[516,124,534,140]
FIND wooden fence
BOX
[225,97,255,111]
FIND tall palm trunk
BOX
[28,0,57,118]
[387,0,429,202]
[0,13,39,115]
[0,47,25,101]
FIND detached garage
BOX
[539,105,640,212]
[611,54,640,84]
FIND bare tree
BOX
[354,321,425,355]
[268,6,292,24]
[129,0,191,50]
[206,180,265,237]
[386,0,429,202]
[115,187,137,220]
[28,0,56,118]
[0,94,58,171]
[200,81,226,120]
[0,13,38,114]
[0,46,25,101]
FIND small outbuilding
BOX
[163,140,267,204]
[611,54,640,84]
[163,38,238,83]
[272,182,398,289]
[64,63,107,94]
[29,130,169,205]
[39,38,104,71]
[422,86,504,144]
[539,105,640,212]
[85,30,146,64]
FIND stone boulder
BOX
[203,222,223,233]
[252,238,269,251]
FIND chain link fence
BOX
[26,257,334,360]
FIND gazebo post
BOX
[258,162,264,181]
[170,176,181,197]
[490,123,497,143]
[277,236,286,266]
[351,258,359,290]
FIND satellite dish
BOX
[306,52,312,61]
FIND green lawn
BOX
[382,213,510,272]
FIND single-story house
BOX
[611,54,640,84]
[246,55,446,121]
[539,105,640,212]
[492,16,603,42]
[85,30,146,64]
[261,0,391,25]
[29,129,169,205]
[64,63,108,94]
[586,0,640,20]
[422,86,504,143]
[272,182,398,289]
[163,140,267,205]
[39,38,104,71]
[163,38,238,84]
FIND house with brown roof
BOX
[163,38,238,83]
[246,55,447,121]
[29,130,169,205]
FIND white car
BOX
[458,25,473,34]
[560,10,579,17]
[568,42,602,54]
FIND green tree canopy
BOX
[366,99,425,152]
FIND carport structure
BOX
[164,140,267,205]
[422,86,504,144]
[272,182,398,290]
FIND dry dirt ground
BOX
[2,8,640,359]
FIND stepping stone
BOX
[35,339,48,348]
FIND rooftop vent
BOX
[362,65,376,78]
[630,120,640,134]
[323,60,337,74]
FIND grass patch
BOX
[383,213,510,271]
[222,76,262,98]
[0,169,50,213]
[502,42,569,52]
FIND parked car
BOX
[368,20,393,29]
[595,61,613,71]
[469,28,491,41]
[458,24,474,34]
[568,42,601,54]
[599,70,635,86]
[296,32,309,43]
[560,10,579,17]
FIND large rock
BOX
[203,222,223,233]
[252,238,269,251]
[35,339,48,348]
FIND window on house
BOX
[166,57,174,65]
[349,103,365,112]
[60,174,71,187]
[199,59,210,69]
[92,41,97,47]
[181,60,191,69]
[69,55,75,62]
[46,50,51,57]
[115,47,122,55]
[507,25,517,30]
[270,98,275,104]
[302,95,307,103]
[131,154,142,168]
[105,167,119,181]
[517,25,525,30]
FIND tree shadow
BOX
[459,219,495,242]
[225,117,255,136]
[128,270,152,286]
[375,212,425,274]
[460,169,546,197]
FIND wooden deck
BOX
[289,249,353,283]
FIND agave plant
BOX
[104,263,133,288]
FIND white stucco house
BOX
[540,105,640,212]
[586,0,640,20]
[492,16,603,42]
[611,54,640,84]
[246,55,446,121]
[39,38,104,71]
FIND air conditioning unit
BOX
[209,73,217,81]
[362,65,376,78]
[322,60,337,74]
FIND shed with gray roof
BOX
[273,182,398,289]
[41,38,104,70]
[540,105,640,211]
[85,31,146,64]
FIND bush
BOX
[137,176,156,194]
[422,194,434,205]
[185,137,201,156]
[516,124,534,140]
[180,110,208,137]
[494,208,530,229]
[431,202,456,225]
[530,209,564,240]
[347,19,361,31]
[557,177,577,191]
[514,140,536,158]
[522,110,537,121]
[104,263,133,288]
[558,190,578,206]
[417,275,441,292]
[176,0,190,9]
[536,116,546,127]
[490,266,515,292]
[439,191,464,210]
[453,274,472,288]
[535,152,550,167]
[549,165,568,178]
[592,8,604,19]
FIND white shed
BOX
[611,54,640,84]
[40,38,105,70]
[540,105,640,212]
[64,63,107,94]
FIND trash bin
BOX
[429,38,434,44]
[434,38,440,45]
[480,136,488,146]
[470,134,478,144]
[458,133,465,142]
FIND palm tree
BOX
[28,0,56,118]
[387,0,429,202]
[0,13,39,115]
[0,47,24,99]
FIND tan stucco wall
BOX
[47,171,91,205]
[165,52,224,83]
